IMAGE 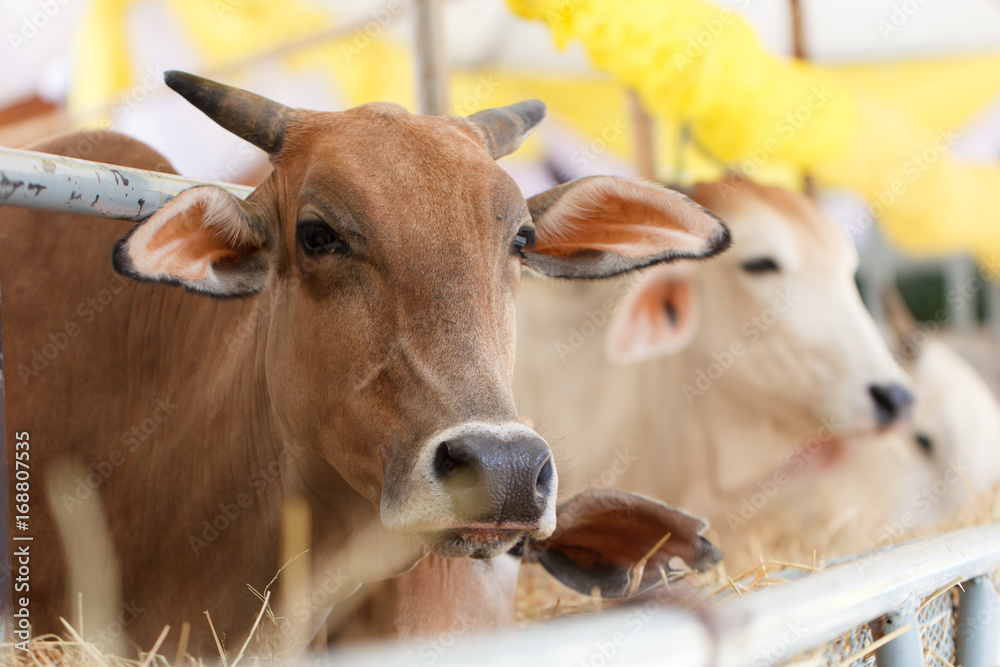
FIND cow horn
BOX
[165,70,292,156]
[468,100,546,160]
[882,286,920,347]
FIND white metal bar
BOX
[872,608,924,666]
[301,525,1000,667]
[0,145,252,221]
[710,524,1000,666]
[956,576,1000,667]
[319,607,711,667]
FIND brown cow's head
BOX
[113,71,729,560]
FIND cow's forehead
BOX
[279,103,496,173]
[273,104,527,231]
[695,177,855,270]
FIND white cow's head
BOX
[884,288,1000,499]
[605,176,912,489]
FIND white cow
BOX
[883,289,1000,513]
[514,175,914,558]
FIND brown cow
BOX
[0,71,728,655]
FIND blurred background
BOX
[2,0,1000,384]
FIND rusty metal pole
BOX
[629,91,657,181]
[789,0,817,199]
[789,0,808,61]
[414,0,449,115]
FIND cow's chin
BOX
[423,528,528,559]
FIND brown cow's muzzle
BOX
[380,423,559,559]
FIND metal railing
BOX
[311,524,1000,667]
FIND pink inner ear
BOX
[127,189,255,282]
[606,275,697,364]
[534,180,720,258]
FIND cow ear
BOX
[605,267,699,363]
[524,489,722,598]
[112,186,273,297]
[522,176,729,280]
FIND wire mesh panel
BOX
[919,591,957,666]
[782,581,960,666]
[818,623,876,667]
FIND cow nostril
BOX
[534,455,554,496]
[868,383,914,426]
[434,441,479,490]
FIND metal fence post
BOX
[956,576,1000,667]
[872,605,924,666]
[945,255,975,337]
[414,0,448,116]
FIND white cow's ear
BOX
[113,186,273,297]
[605,266,699,364]
[523,489,722,598]
[522,176,729,279]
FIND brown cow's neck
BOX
[0,130,415,655]
[330,554,519,643]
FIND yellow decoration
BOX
[508,0,857,170]
[509,0,1000,261]
[69,0,332,123]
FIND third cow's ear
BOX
[524,489,722,598]
[522,176,729,280]
[605,266,700,363]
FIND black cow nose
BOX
[868,383,913,426]
[433,430,553,524]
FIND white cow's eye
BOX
[298,221,348,256]
[514,226,535,252]
[741,256,780,274]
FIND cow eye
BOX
[741,256,780,274]
[514,226,535,252]
[915,432,933,455]
[297,221,348,256]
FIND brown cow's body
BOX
[2,131,380,653]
